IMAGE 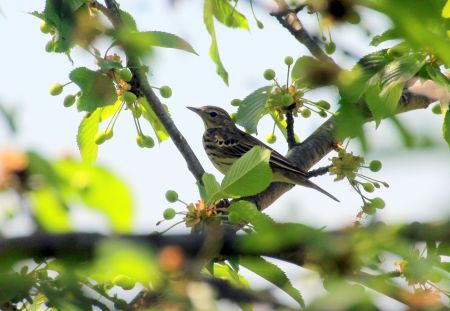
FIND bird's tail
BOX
[304,179,340,202]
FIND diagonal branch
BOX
[271,3,338,67]
[102,0,205,183]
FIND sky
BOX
[0,0,449,309]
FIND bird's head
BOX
[187,106,235,129]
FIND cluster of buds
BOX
[330,149,387,217]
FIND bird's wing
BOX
[212,128,308,177]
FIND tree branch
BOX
[271,3,338,68]
[1,220,449,308]
[102,0,205,183]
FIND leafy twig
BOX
[102,0,205,183]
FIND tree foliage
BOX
[0,0,449,310]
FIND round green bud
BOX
[105,129,113,140]
[159,85,172,98]
[40,21,52,34]
[94,131,107,145]
[369,160,382,172]
[263,69,276,81]
[50,83,63,96]
[347,11,361,24]
[163,208,176,220]
[136,134,145,148]
[362,183,375,193]
[362,203,376,215]
[325,42,336,55]
[284,56,294,66]
[122,91,137,103]
[281,94,294,106]
[316,100,331,110]
[45,40,55,52]
[119,68,133,82]
[370,197,385,209]
[63,95,76,107]
[230,112,237,122]
[431,104,442,115]
[165,190,179,203]
[301,108,311,118]
[141,135,154,148]
[228,211,241,223]
[257,20,264,29]
[131,104,142,118]
[319,110,328,118]
[112,275,135,290]
[230,98,242,107]
[266,133,276,144]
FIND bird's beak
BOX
[187,106,201,114]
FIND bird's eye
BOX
[209,112,217,118]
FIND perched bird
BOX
[187,105,339,202]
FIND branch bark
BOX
[102,0,205,183]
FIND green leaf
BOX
[202,173,223,203]
[424,63,450,88]
[221,146,272,197]
[235,86,273,134]
[70,67,117,112]
[291,56,338,89]
[213,262,250,289]
[139,97,170,142]
[370,29,399,46]
[37,0,86,52]
[366,0,450,66]
[77,101,121,163]
[77,111,100,164]
[376,54,424,90]
[118,31,198,55]
[212,0,249,29]
[443,109,450,147]
[228,200,274,231]
[444,0,450,17]
[29,187,71,233]
[240,256,305,308]
[365,82,404,127]
[55,160,133,232]
[335,100,368,152]
[204,0,229,85]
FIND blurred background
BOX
[0,1,448,309]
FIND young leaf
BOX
[70,67,117,112]
[228,200,274,231]
[55,160,133,232]
[36,0,86,52]
[443,110,450,147]
[204,0,229,85]
[240,256,305,308]
[365,82,404,127]
[118,31,198,55]
[202,172,223,203]
[77,102,121,163]
[221,146,272,197]
[370,29,399,46]
[77,111,100,164]
[29,187,71,233]
[235,86,273,134]
[291,56,338,89]
[212,0,249,29]
[139,97,170,142]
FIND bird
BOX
[187,105,339,202]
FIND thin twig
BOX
[307,165,332,178]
